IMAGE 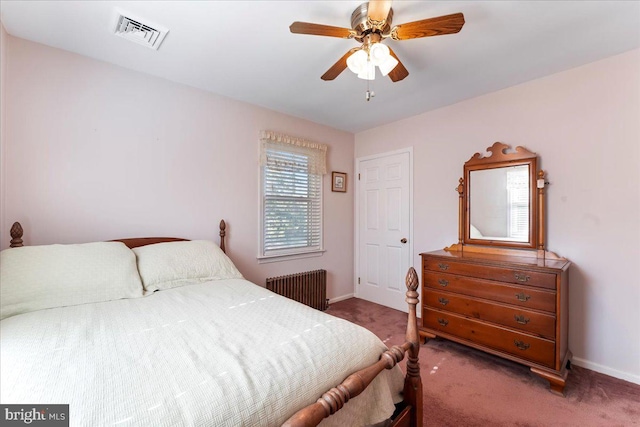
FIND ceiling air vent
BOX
[114,13,168,50]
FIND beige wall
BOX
[1,36,356,300]
[0,24,7,250]
[355,49,640,384]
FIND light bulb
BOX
[378,55,399,76]
[357,59,376,80]
[347,50,368,75]
[369,43,390,67]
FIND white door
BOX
[356,149,412,312]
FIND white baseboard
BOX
[329,293,354,304]
[572,357,640,385]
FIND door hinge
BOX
[358,277,360,284]
[358,173,360,180]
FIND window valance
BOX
[260,131,327,175]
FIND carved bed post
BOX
[282,268,422,427]
[219,220,226,253]
[10,222,24,248]
[404,267,423,426]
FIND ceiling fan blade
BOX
[387,47,409,82]
[368,0,392,22]
[393,13,465,40]
[321,48,360,81]
[289,22,354,38]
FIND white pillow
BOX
[132,240,243,292]
[470,224,483,238]
[0,242,144,320]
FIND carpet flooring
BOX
[326,298,640,427]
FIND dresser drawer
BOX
[423,258,556,289]
[423,289,556,339]
[423,308,555,368]
[423,272,556,313]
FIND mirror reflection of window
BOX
[506,167,529,240]
[469,164,529,242]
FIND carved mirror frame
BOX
[446,142,547,256]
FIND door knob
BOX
[400,238,407,244]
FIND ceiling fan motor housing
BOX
[351,2,393,37]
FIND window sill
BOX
[257,250,326,264]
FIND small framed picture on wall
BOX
[332,171,347,192]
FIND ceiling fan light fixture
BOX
[290,4,465,85]
[369,42,390,66]
[347,49,368,74]
[357,60,376,80]
[378,55,399,76]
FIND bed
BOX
[1,221,422,426]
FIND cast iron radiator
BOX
[266,269,328,311]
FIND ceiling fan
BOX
[290,0,465,83]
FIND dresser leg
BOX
[419,330,436,343]
[530,351,572,397]
[530,368,567,396]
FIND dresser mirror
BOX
[467,157,537,248]
[449,142,546,253]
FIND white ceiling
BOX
[1,1,639,133]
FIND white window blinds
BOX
[507,167,530,240]
[260,132,327,258]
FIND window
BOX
[259,132,327,259]
[506,166,529,240]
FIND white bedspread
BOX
[1,279,403,426]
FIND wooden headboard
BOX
[9,220,227,253]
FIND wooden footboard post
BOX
[282,268,423,427]
[404,267,423,427]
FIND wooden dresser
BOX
[420,249,571,394]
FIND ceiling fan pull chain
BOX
[366,78,375,102]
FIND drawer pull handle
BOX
[438,263,449,271]
[515,292,531,302]
[515,273,531,283]
[514,315,530,325]
[437,318,449,327]
[438,279,449,287]
[514,340,531,351]
[438,297,449,306]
